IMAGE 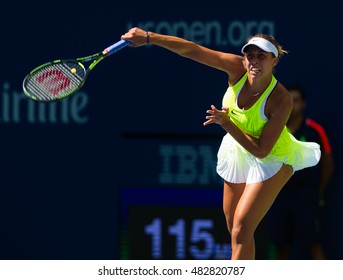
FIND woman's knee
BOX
[231,219,254,244]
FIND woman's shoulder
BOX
[272,82,292,103]
[266,82,293,115]
[228,69,247,86]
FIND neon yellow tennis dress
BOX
[216,72,321,184]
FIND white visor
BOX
[241,37,278,57]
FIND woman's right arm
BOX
[121,28,245,79]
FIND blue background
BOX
[1,0,341,259]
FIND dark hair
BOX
[287,85,307,101]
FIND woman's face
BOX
[243,45,278,79]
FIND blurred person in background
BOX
[270,85,334,259]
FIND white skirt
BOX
[216,133,320,184]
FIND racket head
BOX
[23,60,87,102]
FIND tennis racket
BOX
[22,39,129,102]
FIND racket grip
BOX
[105,40,130,56]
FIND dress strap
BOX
[259,76,278,120]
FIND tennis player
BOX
[121,28,321,260]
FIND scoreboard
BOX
[119,188,231,260]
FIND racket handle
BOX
[105,40,130,56]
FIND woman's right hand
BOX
[204,105,230,127]
[121,27,149,47]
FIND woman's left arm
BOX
[204,87,293,158]
[256,90,293,157]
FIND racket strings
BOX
[24,61,86,101]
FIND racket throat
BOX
[89,56,105,71]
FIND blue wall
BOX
[1,1,341,259]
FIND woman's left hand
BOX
[203,105,230,126]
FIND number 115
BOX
[145,218,215,259]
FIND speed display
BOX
[120,188,231,260]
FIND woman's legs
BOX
[223,164,293,260]
[223,181,245,235]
